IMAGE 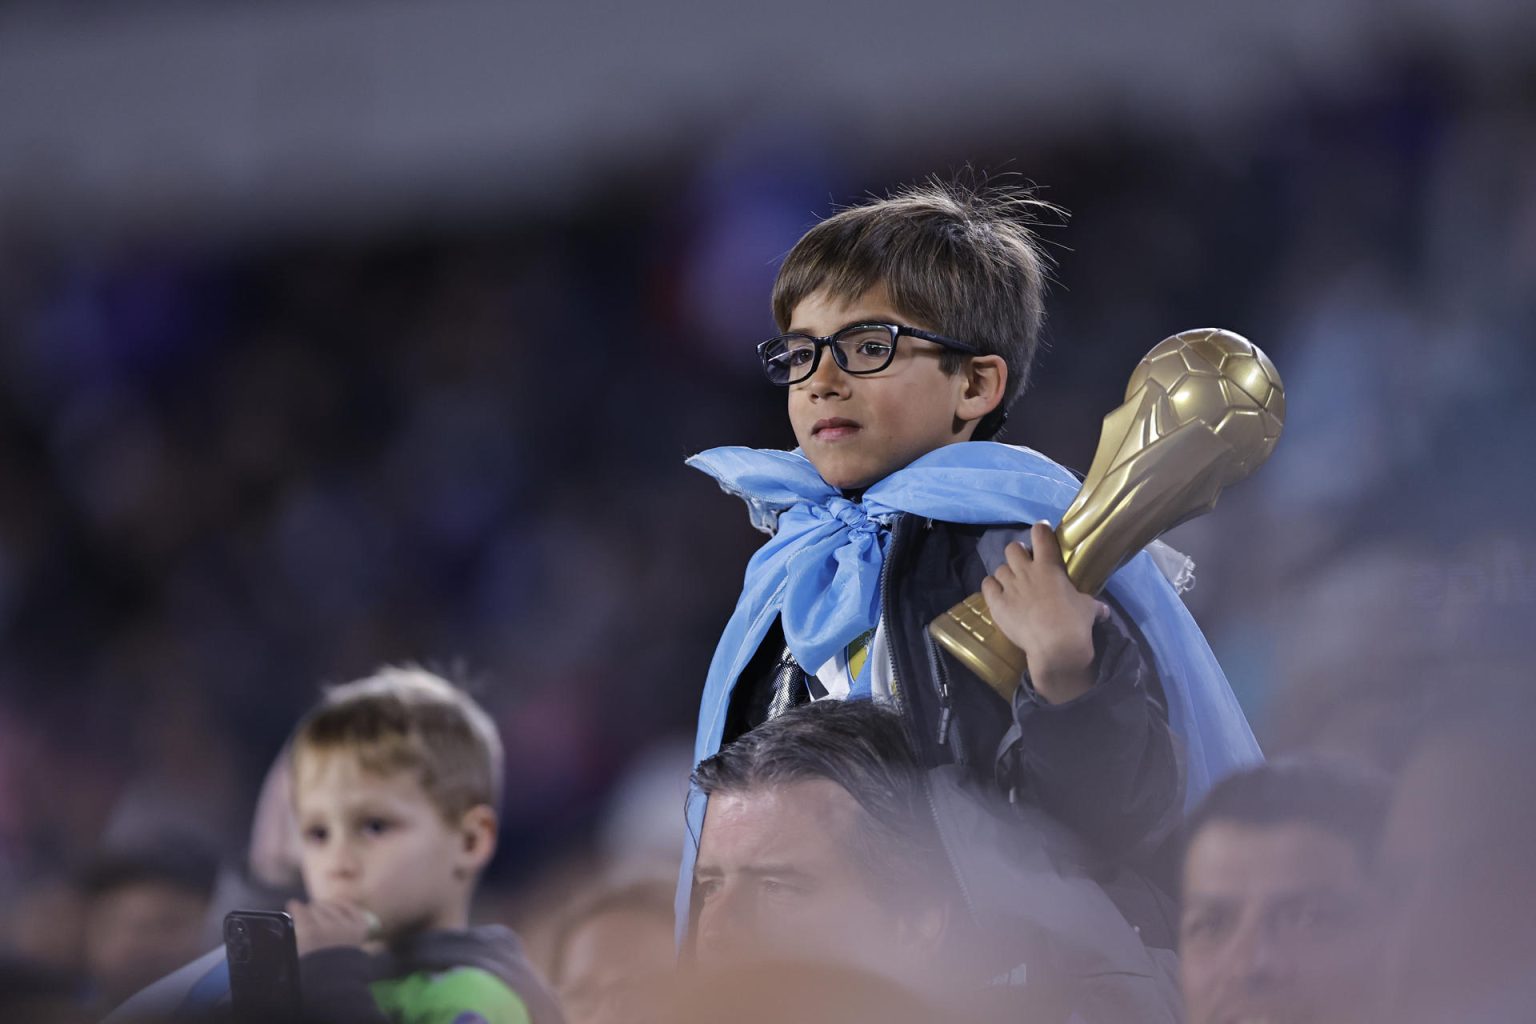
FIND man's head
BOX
[768,179,1055,490]
[290,667,502,940]
[1178,759,1388,1024]
[690,700,948,977]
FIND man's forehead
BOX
[698,780,864,864]
[1183,820,1365,897]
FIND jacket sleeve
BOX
[298,947,390,1024]
[1002,608,1183,861]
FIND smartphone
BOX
[224,909,303,1024]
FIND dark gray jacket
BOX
[298,925,563,1024]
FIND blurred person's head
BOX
[246,741,304,892]
[1178,758,1389,1024]
[545,878,676,1024]
[765,178,1053,489]
[79,840,219,1009]
[1376,700,1536,1023]
[289,667,501,943]
[690,700,950,982]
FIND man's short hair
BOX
[1182,758,1391,871]
[691,700,940,908]
[771,175,1057,440]
[291,666,503,822]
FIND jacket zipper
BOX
[925,632,955,750]
[882,514,981,930]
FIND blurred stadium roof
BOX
[1,0,1532,234]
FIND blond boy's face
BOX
[294,750,471,939]
[786,284,983,491]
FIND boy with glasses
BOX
[681,179,1261,1014]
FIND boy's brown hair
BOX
[771,177,1057,440]
[291,667,503,822]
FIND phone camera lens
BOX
[225,917,253,962]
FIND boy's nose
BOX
[325,842,362,879]
[802,347,850,397]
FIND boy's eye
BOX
[836,330,894,368]
[360,817,392,836]
[696,878,722,901]
[302,825,329,844]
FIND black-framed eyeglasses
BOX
[756,322,981,386]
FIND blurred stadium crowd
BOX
[0,33,1534,1023]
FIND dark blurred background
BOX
[1,0,1534,994]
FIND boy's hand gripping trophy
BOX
[929,328,1286,699]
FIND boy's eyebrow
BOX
[785,313,902,336]
[297,796,410,818]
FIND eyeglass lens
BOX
[763,326,897,383]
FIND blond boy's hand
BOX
[980,521,1109,705]
[287,899,379,956]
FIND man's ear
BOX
[956,355,1007,427]
[455,804,498,878]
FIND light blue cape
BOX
[677,441,1262,929]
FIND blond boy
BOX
[286,668,562,1024]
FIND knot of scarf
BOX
[817,496,880,533]
[691,442,1081,678]
[771,496,894,679]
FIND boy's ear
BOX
[454,804,499,878]
[956,354,1007,426]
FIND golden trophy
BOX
[929,328,1286,700]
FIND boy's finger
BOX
[1095,601,1111,622]
[1003,540,1033,572]
[1031,521,1065,567]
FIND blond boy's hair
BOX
[291,667,503,821]
[772,177,1058,441]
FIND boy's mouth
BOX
[812,417,861,440]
